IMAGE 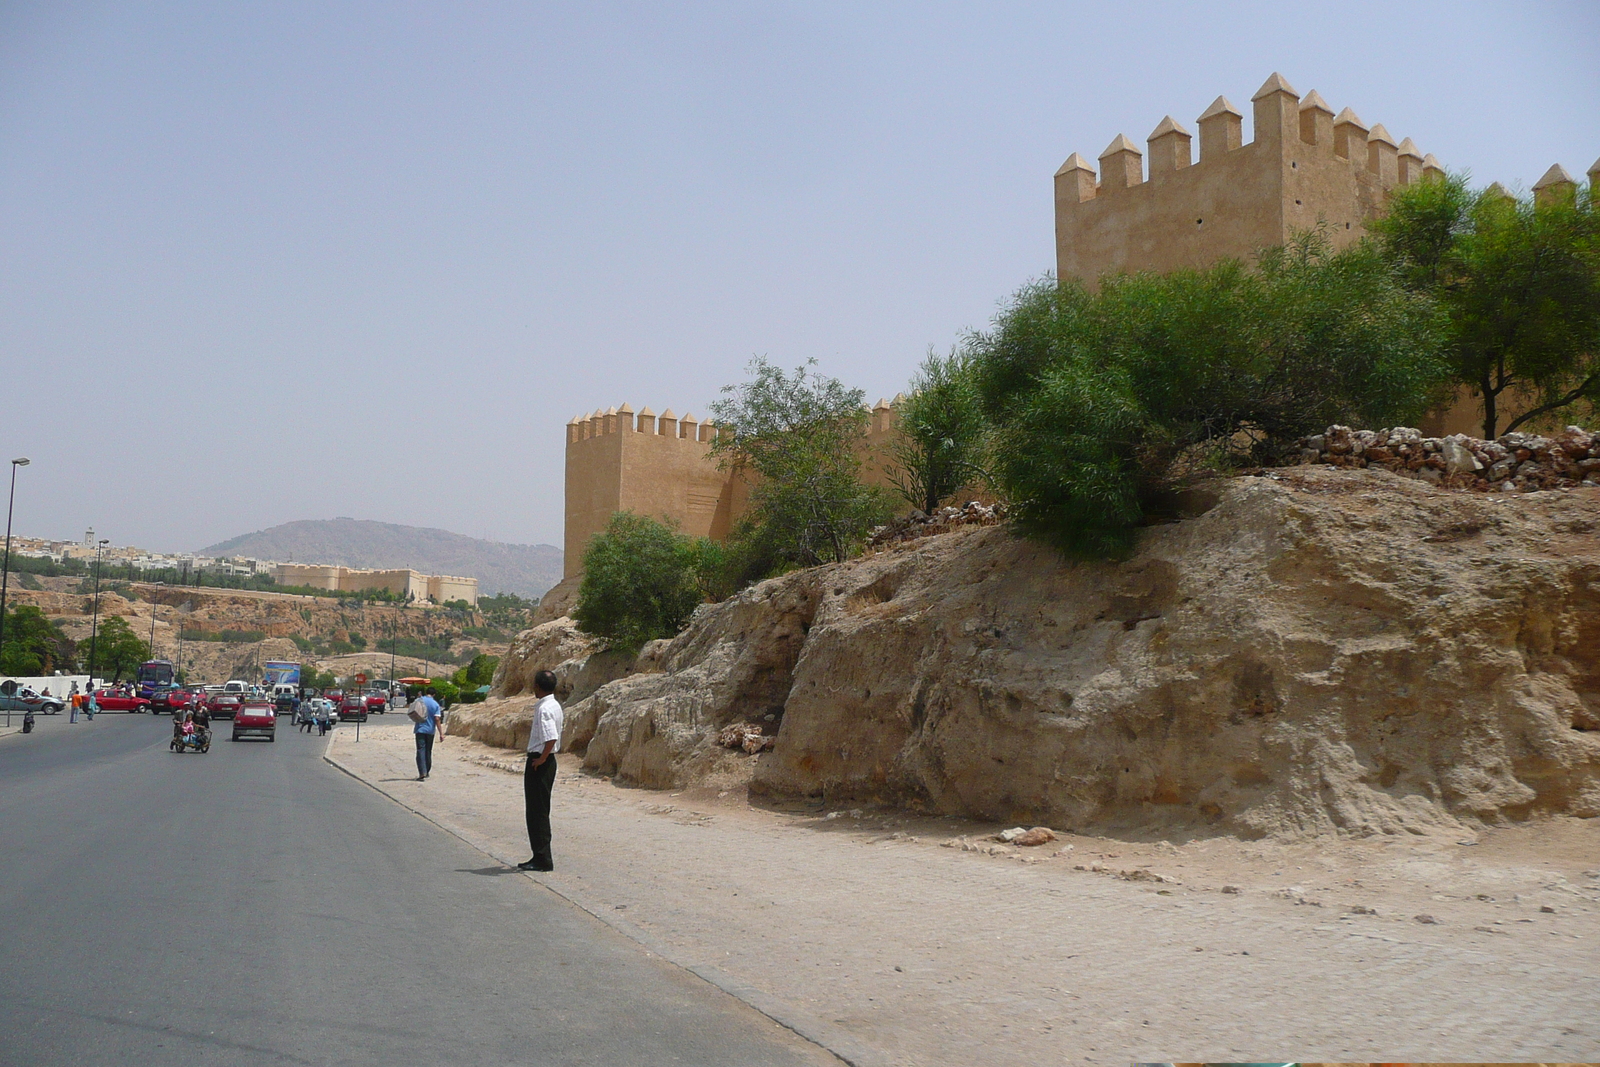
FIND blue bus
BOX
[136,659,177,700]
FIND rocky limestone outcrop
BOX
[447,617,632,750]
[474,466,1600,838]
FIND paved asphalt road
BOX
[0,714,839,1067]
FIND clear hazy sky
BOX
[2,1,1596,554]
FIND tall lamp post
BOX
[0,457,30,727]
[86,538,109,689]
[388,608,397,702]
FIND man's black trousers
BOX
[525,753,557,866]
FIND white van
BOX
[223,680,248,696]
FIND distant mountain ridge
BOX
[200,518,563,600]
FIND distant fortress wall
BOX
[274,563,478,606]
[562,400,907,578]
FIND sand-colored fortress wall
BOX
[563,399,910,577]
[1054,73,1444,283]
[560,74,1593,567]
[564,405,750,578]
[273,563,479,606]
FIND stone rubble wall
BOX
[1291,424,1600,492]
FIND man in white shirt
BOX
[518,670,563,872]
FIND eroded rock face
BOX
[576,576,819,788]
[758,468,1600,837]
[474,467,1600,838]
[450,617,631,751]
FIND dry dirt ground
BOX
[327,720,1599,1067]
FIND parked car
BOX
[363,690,389,715]
[231,701,276,742]
[90,688,151,712]
[150,685,200,715]
[205,693,243,720]
[0,684,65,716]
[338,695,368,723]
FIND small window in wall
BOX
[1346,222,1352,229]
[1295,199,1302,205]
[1291,161,1298,169]
[1196,218,1203,226]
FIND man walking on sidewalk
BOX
[518,670,563,873]
[413,690,442,781]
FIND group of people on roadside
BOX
[68,681,96,723]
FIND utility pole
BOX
[87,538,108,688]
[0,457,29,727]
[388,608,396,699]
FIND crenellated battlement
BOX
[1054,72,1451,283]
[566,403,726,445]
[1056,73,1440,209]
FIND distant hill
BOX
[200,519,563,600]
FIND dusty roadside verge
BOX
[327,720,1600,1067]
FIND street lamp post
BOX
[87,538,109,690]
[0,457,31,728]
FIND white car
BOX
[0,684,65,716]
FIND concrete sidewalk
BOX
[327,720,1599,1067]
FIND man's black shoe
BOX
[516,859,542,871]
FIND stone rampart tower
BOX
[1055,73,1442,283]
[563,400,906,578]
[563,406,750,579]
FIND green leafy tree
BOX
[710,357,892,568]
[0,605,76,675]
[1372,173,1600,437]
[887,348,990,512]
[88,615,150,681]
[574,512,706,652]
[301,665,337,691]
[451,653,501,689]
[969,235,1445,556]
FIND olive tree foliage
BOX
[886,348,990,513]
[573,512,709,653]
[0,605,75,675]
[968,233,1446,557]
[88,614,150,681]
[710,358,892,568]
[1371,173,1600,438]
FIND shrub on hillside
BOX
[887,348,990,513]
[969,233,1447,556]
[574,512,708,653]
[710,357,893,570]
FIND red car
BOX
[151,686,201,715]
[205,693,243,720]
[338,695,368,723]
[363,691,389,715]
[91,689,151,712]
[231,701,276,742]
